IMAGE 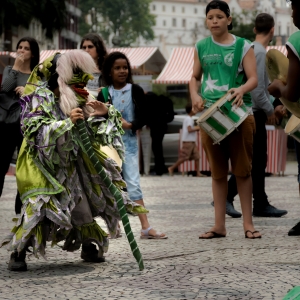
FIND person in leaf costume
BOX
[1,50,147,271]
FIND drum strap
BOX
[101,87,110,103]
[229,38,245,89]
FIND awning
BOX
[39,49,72,63]
[153,48,194,84]
[0,51,16,58]
[153,45,288,85]
[266,45,288,56]
[109,47,164,70]
[38,47,166,74]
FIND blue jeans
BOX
[122,131,143,201]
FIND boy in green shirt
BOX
[190,0,261,239]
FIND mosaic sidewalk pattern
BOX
[0,174,299,299]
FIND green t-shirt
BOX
[196,35,252,108]
[286,31,300,61]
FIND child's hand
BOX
[70,108,84,124]
[227,87,244,107]
[121,118,132,129]
[87,100,108,116]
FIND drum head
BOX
[266,49,288,83]
[198,93,230,121]
[100,146,122,168]
[285,114,300,134]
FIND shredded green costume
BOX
[1,53,147,268]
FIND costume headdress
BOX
[24,50,98,116]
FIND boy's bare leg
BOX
[199,176,227,238]
[168,158,186,175]
[135,199,166,238]
[236,176,261,238]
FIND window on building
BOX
[172,18,177,27]
[172,6,175,12]
[162,5,165,12]
[278,25,281,35]
[287,24,290,36]
[163,20,166,26]
[194,8,197,14]
[182,19,186,28]
[153,4,156,11]
[182,7,185,13]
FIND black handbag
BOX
[0,91,21,124]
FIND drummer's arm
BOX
[278,47,300,102]
[241,48,258,93]
[189,49,204,112]
[229,48,257,106]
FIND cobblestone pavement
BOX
[1,172,300,300]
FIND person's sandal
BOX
[199,231,226,239]
[245,230,262,239]
[140,226,168,239]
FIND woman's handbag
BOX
[0,91,21,124]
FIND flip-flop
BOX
[140,226,168,239]
[245,230,262,239]
[199,231,226,239]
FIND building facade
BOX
[0,0,81,51]
[136,0,294,59]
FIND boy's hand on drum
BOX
[87,100,108,116]
[191,95,205,113]
[228,87,244,107]
[70,108,84,124]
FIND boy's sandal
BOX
[199,231,226,239]
[140,226,168,239]
[245,230,262,239]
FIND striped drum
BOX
[284,114,300,143]
[197,93,251,144]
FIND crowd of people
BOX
[0,0,299,272]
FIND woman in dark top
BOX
[80,33,108,97]
[0,37,40,214]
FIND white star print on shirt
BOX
[204,73,228,93]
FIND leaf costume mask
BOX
[1,50,146,270]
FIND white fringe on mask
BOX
[55,50,98,117]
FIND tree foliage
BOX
[0,0,67,50]
[78,0,155,46]
[230,10,257,42]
